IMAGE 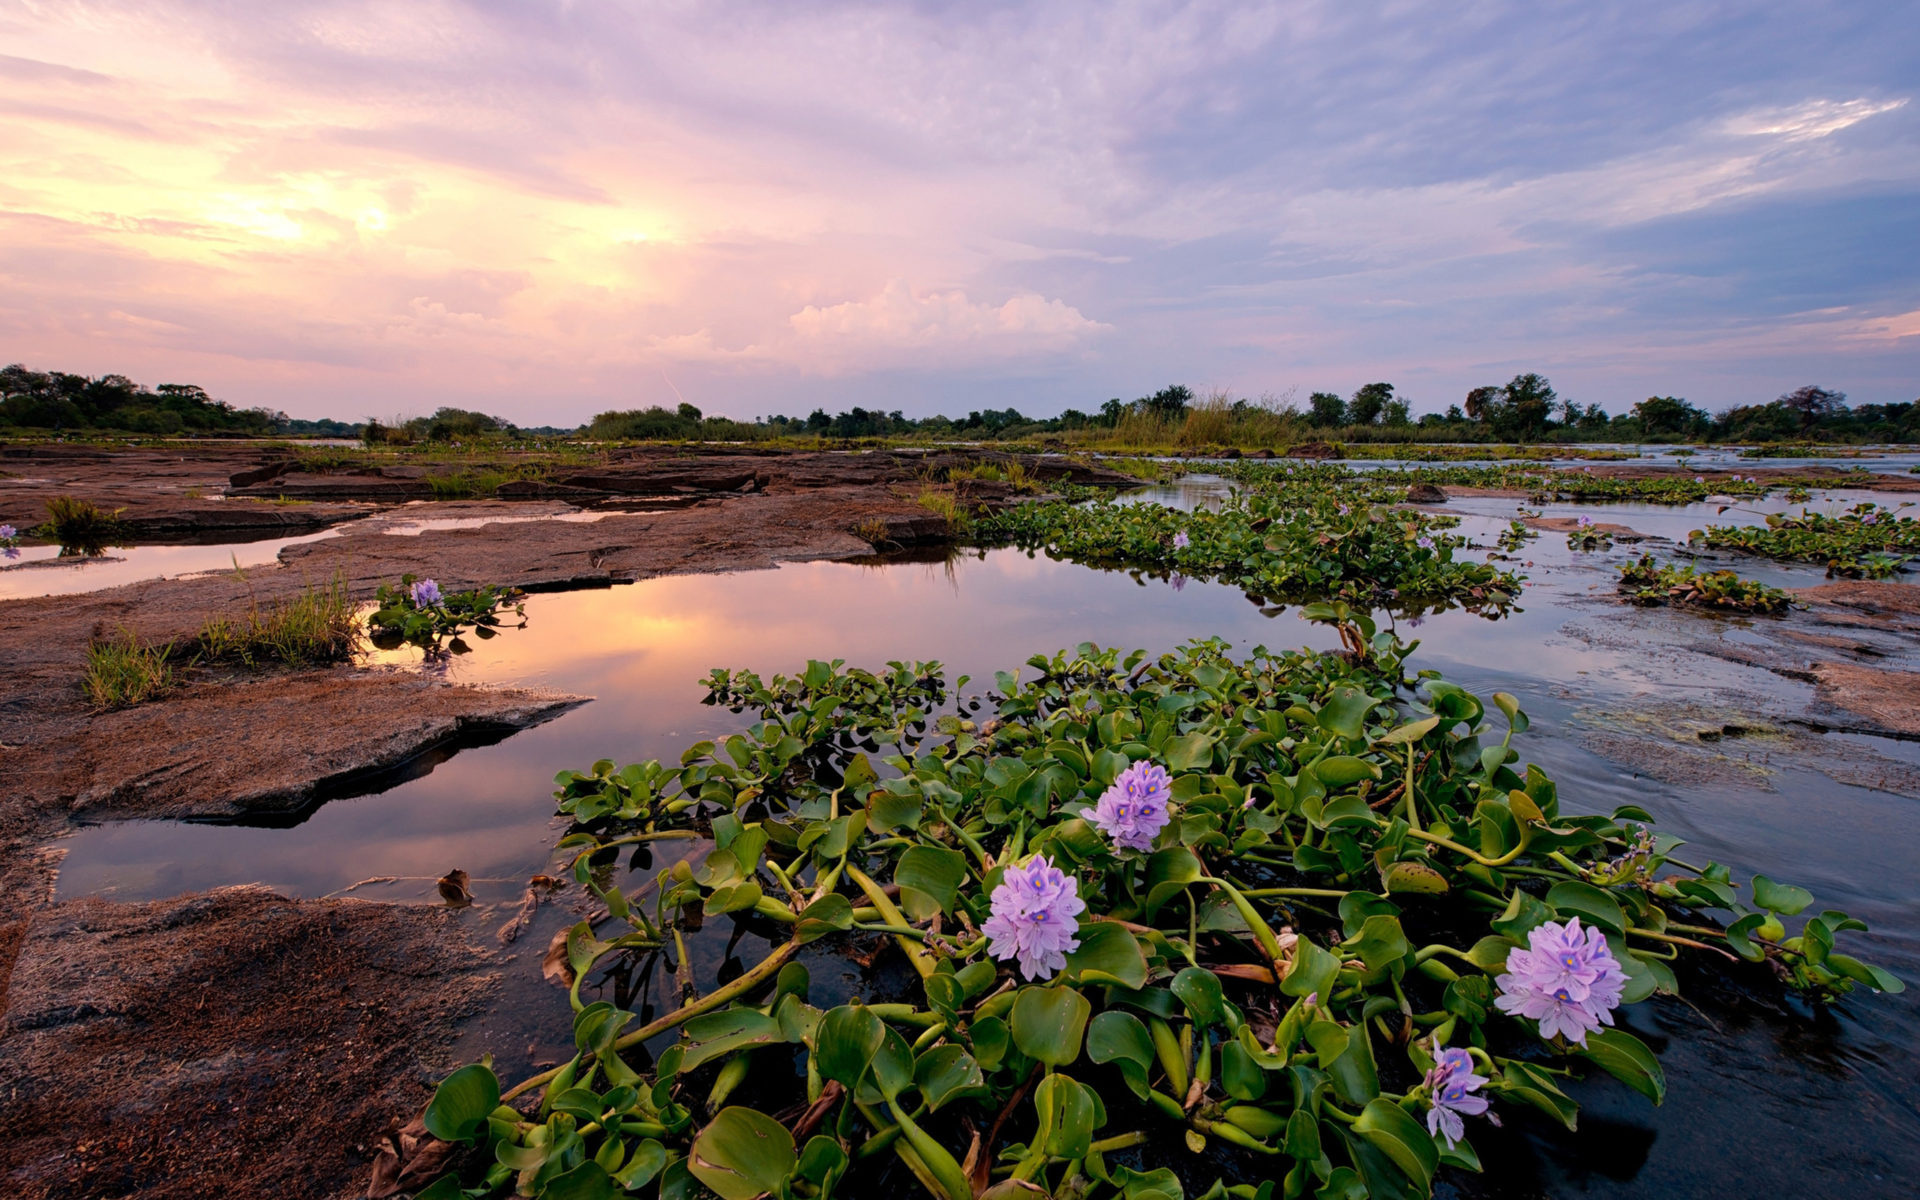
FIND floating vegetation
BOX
[1564,516,1612,552]
[977,490,1520,616]
[402,630,1901,1200]
[369,574,527,653]
[1616,557,1793,613]
[1692,503,1918,577]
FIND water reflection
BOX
[45,538,1920,1197]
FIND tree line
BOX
[5,362,1914,445]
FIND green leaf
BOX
[914,1044,986,1111]
[1281,938,1340,1007]
[815,1005,885,1088]
[1220,1039,1267,1101]
[1353,1097,1438,1192]
[1034,1073,1099,1159]
[1064,922,1150,989]
[1087,1010,1155,1099]
[795,893,854,944]
[423,1063,500,1143]
[1011,985,1092,1067]
[1144,846,1205,919]
[1164,732,1216,773]
[1382,860,1449,895]
[1752,875,1814,916]
[1376,715,1440,746]
[1171,966,1226,1026]
[689,1107,797,1200]
[1577,1028,1666,1104]
[1341,914,1410,972]
[1545,881,1626,936]
[1317,686,1375,740]
[540,1161,617,1200]
[895,845,968,920]
[1313,756,1383,786]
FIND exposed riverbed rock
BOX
[9,674,586,822]
[0,886,496,1200]
[1806,662,1920,737]
[1523,515,1649,542]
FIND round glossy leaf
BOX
[689,1107,797,1200]
[423,1063,500,1143]
[1011,985,1091,1067]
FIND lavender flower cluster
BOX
[983,855,1084,981]
[1423,1046,1490,1148]
[1494,917,1627,1045]
[1086,760,1172,852]
[0,523,16,559]
[410,578,444,607]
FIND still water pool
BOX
[48,530,1920,1197]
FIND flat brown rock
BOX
[1793,580,1920,631]
[6,673,585,822]
[0,886,495,1200]
[1807,662,1920,736]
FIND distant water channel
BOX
[46,484,1920,1198]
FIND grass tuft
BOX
[83,628,180,709]
[197,573,360,666]
[41,496,124,551]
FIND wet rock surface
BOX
[0,887,496,1200]
[8,673,584,822]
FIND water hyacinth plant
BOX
[399,631,1901,1200]
[368,573,527,652]
[1617,556,1793,613]
[0,522,18,560]
[1693,502,1917,577]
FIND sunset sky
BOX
[2,1,1915,425]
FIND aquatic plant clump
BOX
[1693,503,1917,577]
[1617,557,1793,613]
[976,490,1522,616]
[368,573,527,651]
[403,635,1901,1200]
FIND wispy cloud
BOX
[0,0,1915,420]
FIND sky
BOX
[1,1,1916,426]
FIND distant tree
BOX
[1347,382,1394,426]
[1445,404,1465,422]
[1463,386,1500,421]
[1777,385,1847,432]
[1307,391,1346,427]
[1142,385,1193,420]
[1486,373,1557,440]
[676,402,702,422]
[1632,395,1706,436]
[1383,398,1411,426]
[805,408,831,432]
[1099,398,1126,426]
[1577,403,1610,430]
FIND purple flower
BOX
[410,578,444,607]
[1863,513,1879,525]
[1494,918,1627,1046]
[1169,572,1187,592]
[983,855,1084,981]
[1086,760,1173,852]
[1576,515,1593,528]
[1423,1047,1490,1149]
[1172,531,1190,550]
[0,524,15,541]
[1337,503,1350,515]
[1694,476,1704,484]
[1417,535,1434,550]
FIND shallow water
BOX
[43,486,1920,1197]
[0,528,343,600]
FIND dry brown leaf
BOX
[541,923,574,987]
